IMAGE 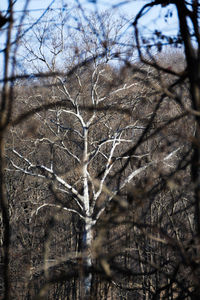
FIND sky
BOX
[0,0,180,79]
[0,0,179,43]
[0,0,178,33]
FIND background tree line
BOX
[0,0,200,299]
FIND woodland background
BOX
[0,0,200,299]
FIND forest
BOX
[0,0,200,299]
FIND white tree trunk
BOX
[82,126,93,296]
[83,217,93,296]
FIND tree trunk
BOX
[82,217,93,298]
[82,126,93,298]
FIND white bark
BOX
[83,216,94,294]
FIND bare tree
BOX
[2,0,200,299]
